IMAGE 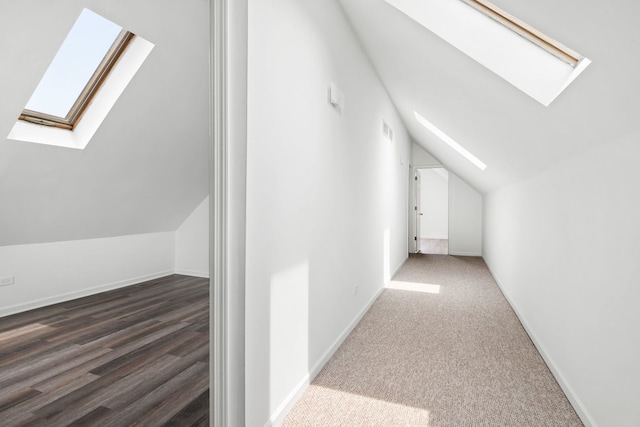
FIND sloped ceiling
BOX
[338,0,640,193]
[0,0,209,246]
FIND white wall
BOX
[412,141,441,168]
[449,173,482,256]
[419,168,448,239]
[483,131,640,427]
[0,232,175,317]
[245,0,411,424]
[175,196,209,277]
[0,0,209,247]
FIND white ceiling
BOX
[338,0,640,193]
[0,0,209,246]
[3,0,638,245]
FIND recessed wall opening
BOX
[415,167,449,255]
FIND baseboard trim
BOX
[265,286,385,427]
[391,256,408,279]
[449,251,482,256]
[0,270,174,318]
[484,261,597,427]
[174,269,210,279]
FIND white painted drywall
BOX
[419,168,448,239]
[245,0,411,424]
[483,131,640,427]
[0,1,209,247]
[0,232,175,317]
[412,142,441,168]
[449,173,482,256]
[175,196,209,278]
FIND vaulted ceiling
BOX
[3,0,638,245]
[338,0,640,193]
[0,0,209,246]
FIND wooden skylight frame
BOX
[19,30,135,130]
[461,0,582,67]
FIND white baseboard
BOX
[0,270,174,318]
[174,269,210,279]
[266,287,385,427]
[449,250,482,256]
[485,262,597,427]
[391,256,408,279]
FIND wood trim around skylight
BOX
[460,0,582,67]
[19,30,135,130]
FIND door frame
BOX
[210,0,228,424]
[415,169,421,253]
[211,0,248,424]
[410,166,450,255]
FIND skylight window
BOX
[8,9,154,150]
[460,0,581,67]
[414,111,487,171]
[385,0,591,106]
[19,9,133,130]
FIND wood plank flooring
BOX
[0,274,209,427]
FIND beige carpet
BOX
[281,255,583,427]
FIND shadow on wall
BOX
[265,227,401,423]
[265,224,398,424]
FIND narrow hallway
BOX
[282,255,582,426]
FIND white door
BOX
[418,168,449,254]
[415,171,421,253]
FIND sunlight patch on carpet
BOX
[282,384,431,426]
[386,280,441,294]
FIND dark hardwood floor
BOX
[0,274,209,426]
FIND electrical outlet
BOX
[0,276,14,287]
[353,284,359,296]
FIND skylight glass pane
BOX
[24,9,122,118]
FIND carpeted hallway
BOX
[282,254,583,426]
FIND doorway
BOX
[415,168,449,254]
